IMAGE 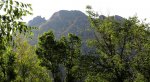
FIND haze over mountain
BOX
[28,10,123,37]
[28,16,47,27]
[28,10,93,46]
[28,10,124,53]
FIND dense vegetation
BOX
[0,0,150,82]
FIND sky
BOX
[16,0,150,23]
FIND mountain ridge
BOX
[28,10,124,53]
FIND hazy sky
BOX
[16,0,150,22]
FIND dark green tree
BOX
[60,34,81,82]
[133,32,150,82]
[36,31,81,82]
[0,47,16,82]
[36,31,64,82]
[86,6,150,82]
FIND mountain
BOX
[28,10,124,38]
[114,15,124,21]
[28,16,46,27]
[39,10,92,39]
[28,10,124,53]
[28,16,47,45]
[28,10,96,54]
[27,12,125,81]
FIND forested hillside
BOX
[0,0,150,82]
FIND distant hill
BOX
[28,16,47,45]
[28,10,124,53]
[38,10,92,38]
[28,16,46,27]
[28,10,92,48]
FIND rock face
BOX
[28,10,94,51]
[39,10,91,38]
[28,16,46,27]
[28,10,124,53]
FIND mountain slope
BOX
[28,10,124,53]
[28,16,46,27]
[28,16,47,45]
[39,10,91,38]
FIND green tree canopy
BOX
[0,0,33,81]
[36,31,81,82]
[86,6,150,82]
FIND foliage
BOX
[133,32,150,82]
[60,34,81,82]
[1,0,150,81]
[85,74,107,82]
[0,0,32,40]
[86,6,150,82]
[14,34,52,82]
[0,47,16,81]
[0,0,33,81]
[36,31,81,82]
[36,31,64,82]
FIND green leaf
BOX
[10,0,13,5]
[15,1,19,6]
[21,3,24,7]
[29,6,33,11]
[0,4,4,10]
[10,5,12,11]
[3,8,6,11]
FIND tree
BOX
[14,34,52,82]
[0,47,16,82]
[85,74,107,82]
[133,32,150,82]
[86,6,150,82]
[36,31,64,82]
[0,0,32,81]
[0,0,32,39]
[60,34,81,82]
[36,31,82,82]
